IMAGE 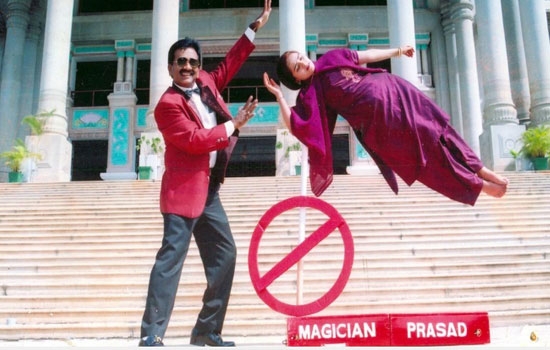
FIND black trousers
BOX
[140,181,236,338]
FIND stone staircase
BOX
[0,172,549,342]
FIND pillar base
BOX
[346,164,380,175]
[30,134,72,182]
[100,172,138,181]
[480,124,526,172]
[275,129,302,177]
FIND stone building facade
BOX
[0,0,549,182]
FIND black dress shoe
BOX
[139,335,164,346]
[190,332,235,347]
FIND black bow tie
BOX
[183,87,200,98]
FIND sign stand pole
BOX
[296,145,308,305]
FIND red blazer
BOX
[155,34,255,218]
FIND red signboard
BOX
[390,312,490,346]
[287,312,490,347]
[287,314,391,347]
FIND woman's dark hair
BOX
[276,51,302,90]
[168,37,201,65]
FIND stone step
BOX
[0,171,548,341]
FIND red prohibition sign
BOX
[248,196,354,317]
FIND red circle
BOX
[248,196,354,317]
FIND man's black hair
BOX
[168,37,201,64]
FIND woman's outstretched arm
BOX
[356,45,415,65]
[263,72,292,130]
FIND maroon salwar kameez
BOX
[290,49,483,205]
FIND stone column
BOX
[502,0,530,124]
[139,0,179,180]
[415,34,434,98]
[449,0,482,154]
[279,0,305,70]
[280,0,308,304]
[475,0,517,126]
[125,51,134,84]
[32,0,75,182]
[0,32,4,75]
[476,0,524,171]
[0,0,31,172]
[430,22,452,117]
[276,0,306,177]
[419,48,429,77]
[441,6,463,134]
[17,15,42,138]
[519,0,550,126]
[387,0,418,84]
[306,33,318,62]
[146,0,179,131]
[116,51,125,82]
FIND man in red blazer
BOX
[139,1,271,347]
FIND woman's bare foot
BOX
[481,180,507,198]
[477,167,509,186]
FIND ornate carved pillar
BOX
[101,41,139,181]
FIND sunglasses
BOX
[173,57,200,68]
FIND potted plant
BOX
[275,130,302,176]
[1,139,42,183]
[520,125,550,170]
[287,142,302,175]
[17,110,55,182]
[510,149,522,171]
[21,110,55,136]
[136,134,164,180]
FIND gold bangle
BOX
[397,47,402,57]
